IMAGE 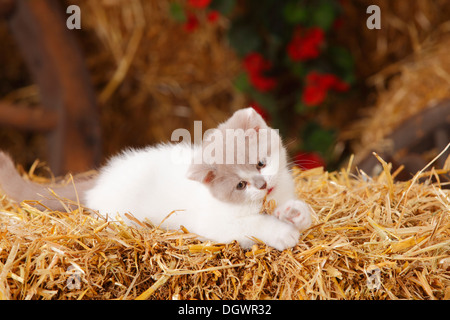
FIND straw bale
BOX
[341,0,450,80]
[0,156,449,300]
[347,25,450,163]
[76,0,245,157]
[0,0,245,166]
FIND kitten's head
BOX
[187,108,288,204]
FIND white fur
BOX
[85,142,312,251]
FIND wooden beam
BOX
[6,0,101,174]
[0,101,57,132]
[356,100,450,179]
[0,0,15,18]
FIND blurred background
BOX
[1,0,450,179]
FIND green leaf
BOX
[311,3,336,31]
[327,46,355,84]
[210,0,236,15]
[283,2,307,25]
[329,46,354,72]
[234,72,251,92]
[291,62,306,78]
[249,90,276,114]
[169,2,186,23]
[301,122,335,155]
[294,100,308,114]
[228,22,261,56]
[342,72,356,85]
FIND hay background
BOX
[338,1,450,160]
[1,0,450,300]
[0,0,245,168]
[1,163,449,300]
[1,0,450,169]
[345,25,450,162]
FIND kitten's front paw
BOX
[274,199,312,231]
[267,223,300,251]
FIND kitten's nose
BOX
[254,177,267,190]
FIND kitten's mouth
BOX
[267,187,274,195]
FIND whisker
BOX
[283,138,298,149]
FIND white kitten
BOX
[0,108,312,250]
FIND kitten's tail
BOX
[0,152,97,211]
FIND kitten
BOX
[0,108,312,250]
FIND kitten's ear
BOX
[186,163,216,184]
[220,107,268,132]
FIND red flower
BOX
[294,152,326,170]
[331,79,350,92]
[188,0,211,9]
[243,52,272,75]
[207,10,220,23]
[249,73,276,92]
[314,73,349,92]
[287,27,325,61]
[313,73,335,88]
[243,52,277,92]
[302,71,349,106]
[184,13,199,32]
[302,84,327,106]
[250,102,271,122]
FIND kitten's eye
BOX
[236,181,247,190]
[256,160,266,170]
